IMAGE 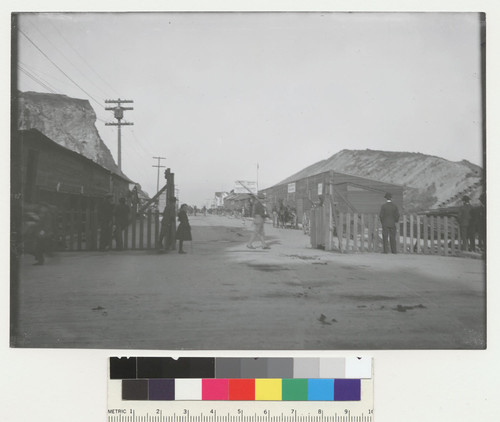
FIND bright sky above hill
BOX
[15,12,484,206]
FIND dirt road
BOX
[13,214,486,349]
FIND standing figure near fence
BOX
[247,194,269,249]
[99,193,115,251]
[114,197,130,251]
[476,193,486,251]
[158,196,177,252]
[379,192,400,254]
[457,195,474,251]
[176,203,192,254]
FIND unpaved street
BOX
[13,215,486,349]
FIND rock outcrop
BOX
[17,91,120,174]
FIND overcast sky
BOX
[16,12,483,206]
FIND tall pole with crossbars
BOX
[105,99,134,171]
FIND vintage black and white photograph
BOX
[10,11,486,350]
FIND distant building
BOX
[260,170,404,220]
[14,129,134,210]
[214,192,228,208]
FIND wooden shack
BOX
[15,129,134,211]
[260,170,404,220]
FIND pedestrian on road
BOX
[247,194,269,249]
[176,203,192,254]
[159,196,177,252]
[114,197,130,251]
[379,192,400,254]
[99,194,114,251]
[457,195,474,251]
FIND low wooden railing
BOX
[310,208,463,256]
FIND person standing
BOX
[99,194,114,251]
[457,195,474,251]
[176,203,192,254]
[247,194,269,249]
[158,196,177,252]
[379,192,400,254]
[114,197,130,251]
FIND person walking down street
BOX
[247,194,269,249]
[176,203,192,254]
[158,196,177,252]
[457,195,474,251]
[379,192,400,254]
[114,197,130,251]
[99,194,114,251]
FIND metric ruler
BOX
[108,357,374,422]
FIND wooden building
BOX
[15,129,134,210]
[260,170,404,220]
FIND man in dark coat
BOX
[457,195,474,251]
[379,192,400,254]
[159,196,177,252]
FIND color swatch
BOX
[110,357,370,402]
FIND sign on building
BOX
[234,180,257,194]
[288,182,296,193]
[318,183,323,195]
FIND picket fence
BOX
[310,208,463,256]
[55,209,163,251]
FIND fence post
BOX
[345,213,351,252]
[360,214,365,252]
[444,216,449,256]
[154,210,160,249]
[430,216,435,254]
[310,208,317,248]
[131,208,137,250]
[402,215,407,253]
[422,216,428,254]
[416,215,421,254]
[353,213,358,252]
[139,212,144,250]
[436,216,442,255]
[409,214,414,253]
[338,212,344,253]
[147,210,152,249]
[450,219,456,255]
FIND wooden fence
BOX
[310,207,463,256]
[54,208,164,251]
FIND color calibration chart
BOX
[108,357,374,422]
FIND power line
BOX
[152,156,166,193]
[47,19,122,98]
[19,28,105,109]
[18,64,58,94]
[26,17,112,100]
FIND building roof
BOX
[19,129,134,184]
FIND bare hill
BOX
[17,91,121,175]
[278,149,483,212]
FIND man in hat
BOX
[457,195,474,251]
[247,193,269,249]
[159,196,177,252]
[379,192,400,254]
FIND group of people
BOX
[379,191,487,254]
[158,197,192,254]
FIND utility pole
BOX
[105,99,134,171]
[152,156,166,193]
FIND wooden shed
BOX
[260,170,404,220]
[14,129,134,211]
